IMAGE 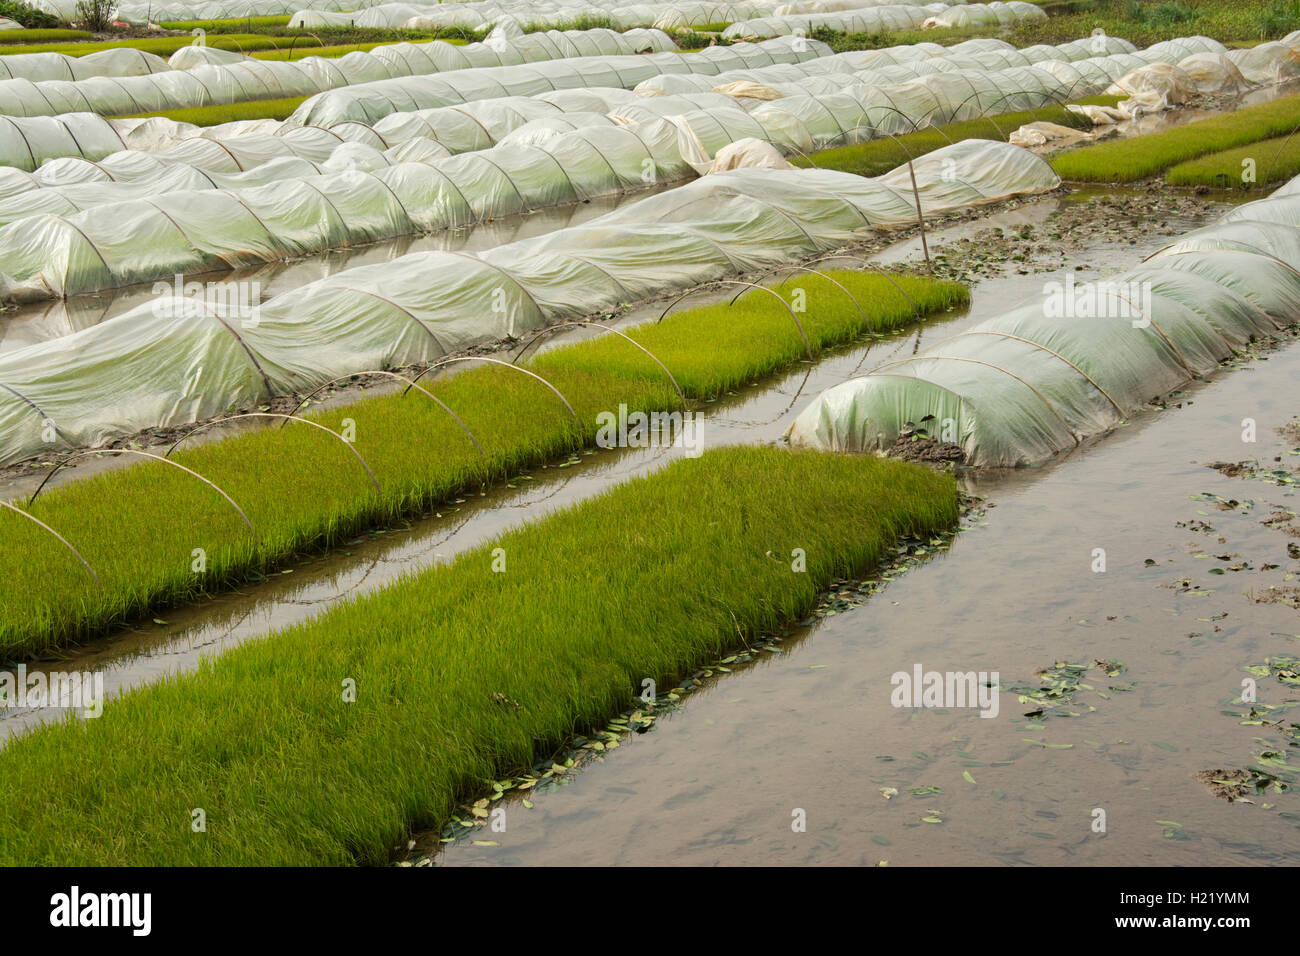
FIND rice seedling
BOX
[1051,92,1300,182]
[792,98,1119,177]
[0,444,959,866]
[0,29,90,43]
[531,272,968,397]
[1164,132,1300,188]
[0,272,967,662]
[113,95,311,124]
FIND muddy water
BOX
[424,343,1300,865]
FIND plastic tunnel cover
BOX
[787,177,1300,467]
[0,140,1057,467]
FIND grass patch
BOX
[0,272,967,662]
[1051,91,1300,182]
[0,33,318,57]
[0,444,958,866]
[791,97,1121,176]
[517,13,615,33]
[676,30,733,48]
[809,24,993,51]
[1165,131,1300,188]
[113,95,311,124]
[1006,0,1300,46]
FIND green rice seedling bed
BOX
[1164,131,1300,188]
[0,272,966,662]
[1051,92,1300,182]
[0,444,958,866]
[113,95,311,124]
[792,97,1120,177]
[0,28,90,44]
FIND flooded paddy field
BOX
[6,8,1300,893]
[8,183,1297,871]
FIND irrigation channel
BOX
[4,183,1298,866]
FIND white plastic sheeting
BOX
[634,34,1138,93]
[1105,54,1256,111]
[0,35,1066,172]
[293,1,784,32]
[0,115,703,300]
[925,0,1044,29]
[722,1,1046,38]
[0,196,641,354]
[0,113,127,172]
[0,34,1128,172]
[0,140,1057,466]
[0,48,171,82]
[0,146,395,226]
[1073,37,1300,123]
[346,86,748,150]
[1,33,1147,299]
[0,35,1215,284]
[389,0,944,33]
[0,88,764,210]
[0,106,795,228]
[1225,29,1300,83]
[0,121,363,204]
[722,37,1223,149]
[0,28,675,120]
[34,0,387,23]
[286,35,829,126]
[787,178,1300,467]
